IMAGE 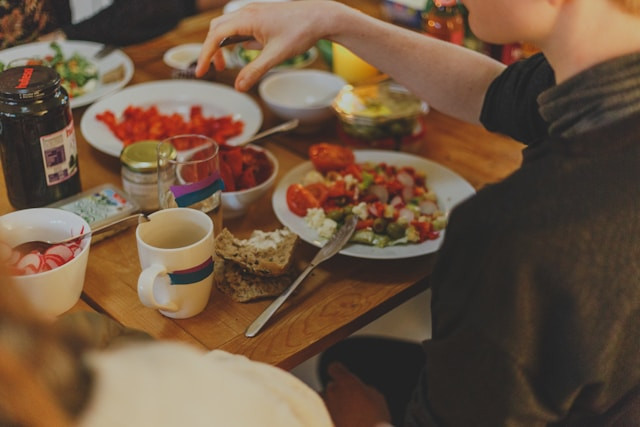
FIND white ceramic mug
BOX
[136,208,214,319]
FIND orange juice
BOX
[331,43,380,85]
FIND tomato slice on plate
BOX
[286,184,320,216]
[304,182,329,205]
[308,143,355,173]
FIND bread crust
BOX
[214,257,296,302]
[215,228,298,277]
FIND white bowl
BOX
[0,208,91,318]
[258,70,347,128]
[163,43,202,70]
[221,145,279,219]
[223,0,290,14]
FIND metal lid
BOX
[120,140,175,173]
[0,65,60,101]
[332,81,428,126]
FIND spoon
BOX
[238,119,299,146]
[13,213,149,254]
[175,119,299,161]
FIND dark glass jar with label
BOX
[0,65,81,209]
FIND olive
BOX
[373,218,388,233]
[327,209,345,222]
[386,222,406,240]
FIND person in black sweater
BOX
[195,0,640,425]
[0,0,225,49]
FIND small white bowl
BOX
[163,43,202,70]
[259,70,347,128]
[0,208,91,318]
[221,145,279,219]
[223,0,290,14]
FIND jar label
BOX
[39,120,79,187]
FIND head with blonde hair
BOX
[0,267,91,426]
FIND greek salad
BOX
[286,143,447,247]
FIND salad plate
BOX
[272,150,476,259]
[0,40,134,109]
[80,80,263,157]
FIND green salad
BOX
[0,42,98,98]
[237,46,313,68]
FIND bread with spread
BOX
[215,227,298,277]
[214,227,299,302]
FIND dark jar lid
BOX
[0,65,61,102]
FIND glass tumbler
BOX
[157,134,224,234]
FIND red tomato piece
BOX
[309,143,355,173]
[286,184,320,216]
[220,147,244,178]
[304,183,329,205]
[356,218,375,230]
[238,167,257,189]
[220,161,236,192]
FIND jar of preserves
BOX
[120,140,175,212]
[332,81,429,152]
[0,65,81,209]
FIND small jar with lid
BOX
[120,140,176,212]
[332,81,429,152]
[0,65,81,209]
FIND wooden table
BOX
[0,1,524,370]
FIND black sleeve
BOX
[57,0,192,46]
[480,53,555,145]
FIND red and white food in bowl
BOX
[220,144,279,219]
[0,208,91,318]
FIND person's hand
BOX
[321,362,392,427]
[196,0,348,91]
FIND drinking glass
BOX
[157,134,223,234]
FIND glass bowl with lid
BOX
[331,81,429,151]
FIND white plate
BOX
[80,80,263,157]
[0,40,134,109]
[163,43,202,70]
[272,150,476,259]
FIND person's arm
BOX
[59,0,189,46]
[196,0,505,124]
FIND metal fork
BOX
[245,215,358,337]
[94,44,117,59]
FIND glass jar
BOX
[120,140,175,212]
[0,65,81,209]
[332,81,429,152]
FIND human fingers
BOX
[233,40,306,91]
[196,12,256,78]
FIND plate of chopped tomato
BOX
[272,145,475,259]
[80,80,263,157]
[0,40,134,109]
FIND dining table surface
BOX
[0,0,524,370]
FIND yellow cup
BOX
[331,43,380,85]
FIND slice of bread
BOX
[214,257,296,302]
[215,227,298,277]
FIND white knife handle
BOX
[245,264,315,337]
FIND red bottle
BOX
[422,0,464,45]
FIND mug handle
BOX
[137,263,179,312]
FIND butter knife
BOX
[245,214,358,337]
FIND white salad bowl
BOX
[0,208,91,318]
